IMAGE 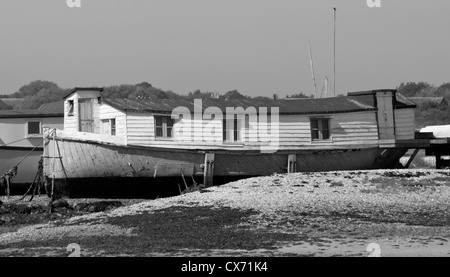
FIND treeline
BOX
[1,80,265,110]
[398,82,450,128]
[2,80,450,128]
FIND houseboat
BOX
[0,104,63,193]
[42,87,417,197]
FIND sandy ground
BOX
[0,168,449,257]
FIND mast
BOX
[333,7,336,96]
[308,40,318,98]
[320,77,329,99]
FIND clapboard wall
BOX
[64,91,101,134]
[99,104,127,137]
[118,109,381,150]
[394,108,415,140]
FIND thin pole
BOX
[308,40,318,98]
[333,7,336,97]
[51,130,56,201]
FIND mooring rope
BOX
[0,129,56,200]
[15,136,46,168]
[0,137,29,148]
[16,129,56,167]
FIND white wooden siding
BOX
[331,112,379,143]
[64,91,101,133]
[126,113,154,145]
[395,108,415,140]
[0,117,63,148]
[99,104,127,137]
[173,118,222,143]
[64,94,78,132]
[124,110,380,150]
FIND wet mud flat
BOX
[0,169,449,257]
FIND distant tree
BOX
[102,83,180,100]
[12,80,60,99]
[102,84,135,99]
[10,80,68,109]
[397,82,435,97]
[286,92,313,99]
[221,90,247,100]
[252,96,272,100]
[186,89,218,99]
[436,82,450,101]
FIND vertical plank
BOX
[288,154,297,173]
[203,153,215,187]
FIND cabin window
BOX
[155,116,174,139]
[223,115,241,142]
[67,100,74,116]
[111,119,116,136]
[101,119,116,136]
[26,121,41,136]
[310,118,330,141]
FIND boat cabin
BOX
[61,87,416,152]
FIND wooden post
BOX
[436,155,442,169]
[181,170,188,191]
[51,130,56,202]
[288,154,297,174]
[6,177,10,199]
[203,153,215,187]
[404,149,420,168]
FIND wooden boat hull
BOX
[43,134,408,198]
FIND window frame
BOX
[26,121,42,138]
[154,115,174,140]
[101,118,116,136]
[222,115,243,144]
[110,118,116,136]
[310,117,331,141]
[67,100,74,116]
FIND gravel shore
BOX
[0,168,449,257]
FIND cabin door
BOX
[376,92,395,141]
[79,99,94,133]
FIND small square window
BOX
[154,116,174,139]
[27,122,41,136]
[310,118,330,141]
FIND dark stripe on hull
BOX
[0,146,43,151]
[46,176,249,199]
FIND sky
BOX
[0,0,449,98]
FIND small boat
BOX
[0,106,63,194]
[42,87,417,197]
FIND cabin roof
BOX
[408,97,448,106]
[38,101,65,113]
[0,99,12,110]
[0,98,25,110]
[63,87,104,99]
[102,96,378,115]
[394,93,417,108]
[347,89,416,109]
[0,109,63,119]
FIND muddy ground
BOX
[0,168,449,257]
